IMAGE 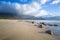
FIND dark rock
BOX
[32,21,34,24]
[45,30,52,35]
[40,22,46,26]
[38,24,43,28]
[53,24,58,26]
[47,24,53,26]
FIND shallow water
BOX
[25,20,60,35]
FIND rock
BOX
[47,24,53,26]
[32,21,34,24]
[53,24,58,26]
[47,24,58,26]
[45,30,53,35]
[38,24,45,28]
[38,24,43,28]
[41,22,46,25]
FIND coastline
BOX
[0,19,59,40]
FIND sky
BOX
[0,0,60,17]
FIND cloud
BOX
[0,1,18,13]
[0,1,41,14]
[32,0,50,5]
[14,3,21,10]
[51,0,60,4]
[0,1,49,17]
[40,0,47,5]
[22,2,41,15]
[40,0,50,5]
[34,10,48,17]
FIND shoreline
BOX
[0,19,59,40]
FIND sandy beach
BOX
[0,19,59,40]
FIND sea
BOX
[24,20,60,35]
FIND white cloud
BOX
[0,1,49,17]
[40,0,50,5]
[14,3,21,10]
[23,4,37,15]
[31,2,41,9]
[34,10,48,17]
[51,0,60,4]
[32,0,48,5]
[40,0,47,4]
[22,2,41,15]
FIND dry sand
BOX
[0,19,58,40]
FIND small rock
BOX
[38,24,43,28]
[32,21,34,24]
[41,22,46,25]
[45,30,53,35]
[38,24,46,28]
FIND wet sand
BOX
[0,19,57,40]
